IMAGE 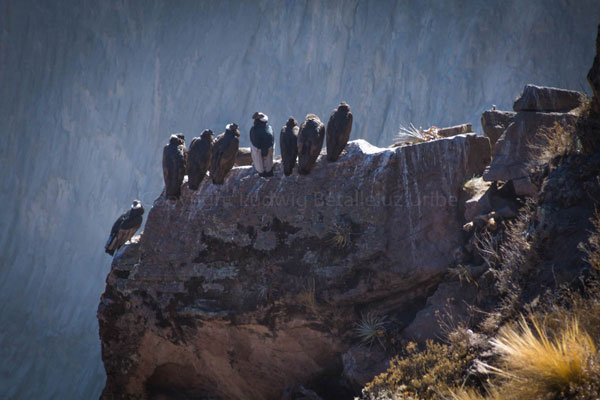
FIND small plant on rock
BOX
[328,222,352,249]
[395,123,441,145]
[354,312,387,349]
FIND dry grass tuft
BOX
[462,177,490,199]
[448,265,476,286]
[579,210,600,272]
[530,121,579,168]
[454,313,600,400]
[485,317,596,396]
[395,123,441,145]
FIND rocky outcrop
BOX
[480,110,516,148]
[437,123,473,138]
[483,85,587,191]
[98,137,490,400]
[513,84,589,113]
[589,25,600,116]
[483,111,578,184]
[235,147,253,167]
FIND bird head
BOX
[286,117,297,127]
[337,102,350,112]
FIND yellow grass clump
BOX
[451,315,600,400]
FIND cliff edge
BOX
[98,137,490,399]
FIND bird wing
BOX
[344,112,353,141]
[177,145,187,183]
[187,139,200,176]
[315,123,326,152]
[106,211,126,253]
[220,137,239,169]
[109,212,126,236]
[120,213,143,231]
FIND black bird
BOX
[297,114,325,175]
[187,129,214,190]
[105,200,144,256]
[210,123,240,184]
[280,117,299,176]
[162,134,187,200]
[326,102,353,162]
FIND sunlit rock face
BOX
[0,0,597,398]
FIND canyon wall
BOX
[0,0,597,398]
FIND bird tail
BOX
[105,234,116,255]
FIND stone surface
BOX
[480,110,516,148]
[483,112,578,182]
[437,123,473,138]
[281,385,324,400]
[512,176,538,197]
[342,345,389,391]
[513,84,589,113]
[236,147,253,167]
[401,280,480,342]
[464,179,521,222]
[464,194,492,223]
[588,25,600,116]
[1,1,598,397]
[99,137,490,399]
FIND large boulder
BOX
[480,109,516,148]
[483,112,578,183]
[98,137,490,400]
[437,123,473,138]
[513,84,589,113]
[235,147,253,166]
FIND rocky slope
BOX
[99,137,490,399]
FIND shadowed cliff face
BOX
[0,0,597,398]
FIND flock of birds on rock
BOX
[105,102,353,256]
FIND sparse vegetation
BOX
[328,222,352,249]
[394,123,441,145]
[354,312,388,349]
[579,210,600,272]
[481,316,598,399]
[450,300,600,400]
[448,265,476,286]
[530,121,579,168]
[362,107,600,400]
[363,339,476,399]
[462,177,490,199]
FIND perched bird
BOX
[297,114,325,175]
[250,112,275,177]
[187,129,214,190]
[210,123,240,184]
[162,134,187,200]
[105,200,144,256]
[280,117,299,176]
[326,102,353,162]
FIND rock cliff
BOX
[2,2,597,397]
[99,137,490,399]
